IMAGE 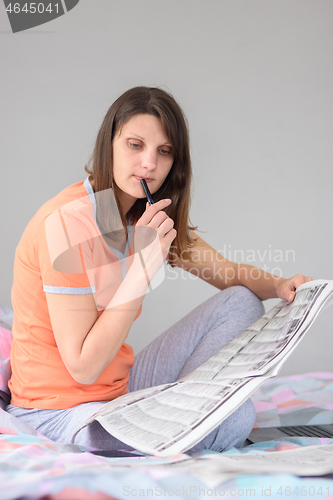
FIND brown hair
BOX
[85,86,197,265]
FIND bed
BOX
[1,304,333,500]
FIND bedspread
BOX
[0,373,332,500]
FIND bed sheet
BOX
[1,373,332,500]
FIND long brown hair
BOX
[85,86,197,265]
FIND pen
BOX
[140,179,154,206]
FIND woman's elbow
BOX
[72,372,98,385]
[67,363,100,385]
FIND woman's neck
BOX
[89,178,136,218]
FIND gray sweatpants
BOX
[7,286,264,453]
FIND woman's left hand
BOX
[276,274,313,302]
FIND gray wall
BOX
[1,0,332,375]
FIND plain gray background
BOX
[1,0,332,375]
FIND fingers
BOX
[161,224,177,244]
[135,199,176,263]
[149,210,172,231]
[278,274,313,303]
[291,274,312,290]
[167,228,177,245]
[137,199,172,226]
[159,228,177,262]
[137,198,175,241]
[154,216,176,250]
[285,274,313,302]
[287,290,296,302]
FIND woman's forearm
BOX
[63,255,150,384]
[231,263,284,301]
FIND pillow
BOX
[0,302,13,330]
[0,326,12,407]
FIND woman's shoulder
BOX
[18,180,93,250]
[31,180,91,224]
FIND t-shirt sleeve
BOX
[36,207,95,295]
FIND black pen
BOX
[140,179,154,206]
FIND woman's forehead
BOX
[116,114,172,143]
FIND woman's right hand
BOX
[134,199,177,276]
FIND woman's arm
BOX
[46,256,148,385]
[174,233,312,302]
[46,199,176,385]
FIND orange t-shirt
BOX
[9,178,140,409]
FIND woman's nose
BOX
[141,149,157,170]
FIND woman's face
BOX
[112,114,174,215]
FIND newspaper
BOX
[201,443,333,476]
[61,444,333,490]
[72,279,333,457]
[165,444,333,488]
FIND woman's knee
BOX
[228,285,265,324]
[189,397,256,453]
[228,397,256,448]
[212,398,256,452]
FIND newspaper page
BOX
[202,443,333,475]
[62,445,333,490]
[72,280,333,457]
[71,383,176,441]
[182,280,333,381]
[72,375,266,455]
[164,445,333,488]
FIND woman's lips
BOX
[134,176,153,183]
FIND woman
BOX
[7,86,311,452]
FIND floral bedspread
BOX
[1,373,333,500]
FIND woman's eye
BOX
[129,142,142,149]
[159,148,172,155]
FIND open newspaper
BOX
[72,279,333,457]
